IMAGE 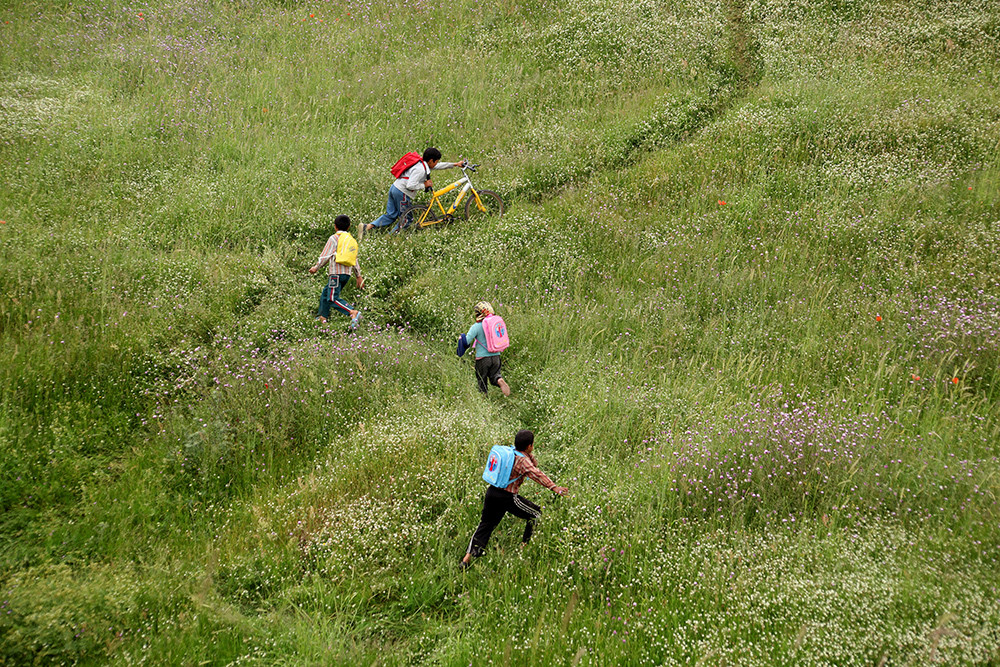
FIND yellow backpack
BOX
[334,231,358,266]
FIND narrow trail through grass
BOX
[512,0,763,202]
[1,0,999,665]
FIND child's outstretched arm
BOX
[433,158,467,170]
[309,235,337,273]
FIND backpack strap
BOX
[506,450,525,487]
[404,160,429,180]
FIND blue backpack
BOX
[482,445,524,488]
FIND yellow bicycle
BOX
[398,162,504,232]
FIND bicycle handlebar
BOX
[462,163,480,173]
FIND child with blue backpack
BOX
[456,301,511,396]
[460,429,568,570]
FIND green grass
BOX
[2,0,1000,664]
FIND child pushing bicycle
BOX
[358,147,466,239]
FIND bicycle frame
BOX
[414,165,490,227]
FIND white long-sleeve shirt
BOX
[392,161,461,198]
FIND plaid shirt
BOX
[315,232,361,278]
[505,451,558,494]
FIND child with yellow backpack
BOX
[308,214,365,330]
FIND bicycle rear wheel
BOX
[465,189,504,220]
[401,204,439,233]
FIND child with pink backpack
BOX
[456,301,511,396]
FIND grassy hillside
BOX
[1,0,999,664]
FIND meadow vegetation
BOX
[1,0,999,664]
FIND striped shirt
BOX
[315,231,362,278]
[504,451,558,494]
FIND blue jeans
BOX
[318,274,353,319]
[370,185,410,230]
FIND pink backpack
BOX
[390,152,424,179]
[482,315,510,353]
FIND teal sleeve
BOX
[465,321,499,358]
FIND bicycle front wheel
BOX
[465,189,504,220]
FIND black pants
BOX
[466,486,541,558]
[474,356,503,394]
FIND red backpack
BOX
[390,152,424,179]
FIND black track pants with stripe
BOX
[467,485,542,558]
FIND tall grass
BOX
[2,0,999,664]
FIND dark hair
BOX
[334,214,351,231]
[514,429,534,451]
[422,147,442,162]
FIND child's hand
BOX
[357,276,365,289]
[308,266,317,274]
[554,486,568,496]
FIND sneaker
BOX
[498,378,511,397]
[357,223,366,241]
[349,312,362,331]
